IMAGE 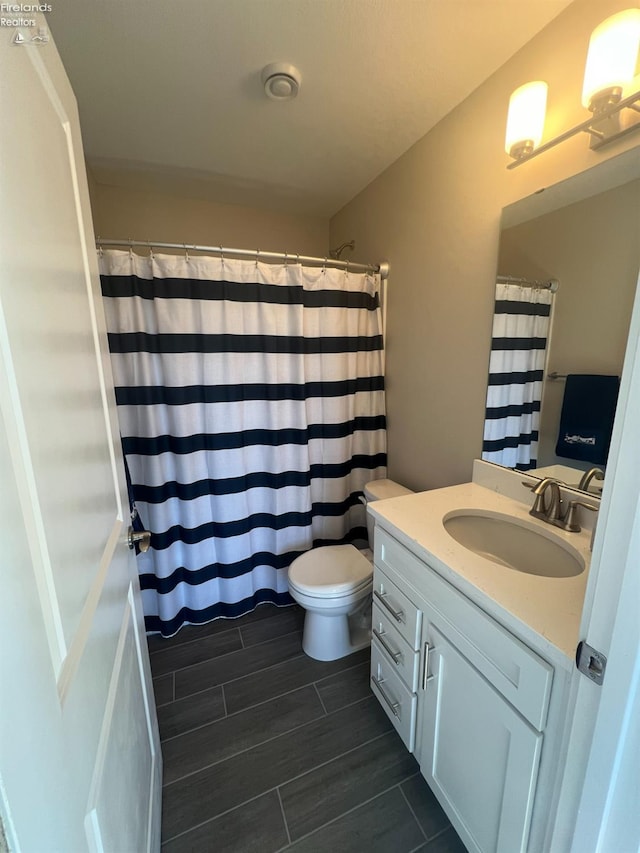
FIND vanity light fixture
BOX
[506,8,640,168]
[505,81,548,159]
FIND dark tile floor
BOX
[149,603,466,853]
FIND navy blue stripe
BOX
[115,376,385,406]
[514,461,537,471]
[483,402,540,420]
[491,337,547,351]
[143,589,295,638]
[131,455,387,503]
[101,275,379,310]
[139,526,369,595]
[487,370,543,386]
[122,416,386,456]
[482,431,538,452]
[494,300,550,317]
[108,332,383,354]
[148,494,364,550]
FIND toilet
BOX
[288,479,413,661]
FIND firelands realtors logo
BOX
[2,3,51,44]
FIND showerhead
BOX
[330,240,355,260]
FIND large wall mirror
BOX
[485,147,640,497]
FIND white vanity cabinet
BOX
[371,525,556,853]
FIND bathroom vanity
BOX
[368,465,595,853]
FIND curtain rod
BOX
[96,238,390,280]
[497,274,559,292]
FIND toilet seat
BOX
[288,544,372,598]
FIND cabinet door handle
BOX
[372,627,402,663]
[421,641,435,690]
[373,589,405,622]
[370,675,400,717]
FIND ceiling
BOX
[48,0,576,218]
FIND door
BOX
[0,20,161,853]
[559,268,640,851]
[420,622,542,853]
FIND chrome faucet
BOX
[523,476,597,532]
[578,467,604,492]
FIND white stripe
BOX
[483,413,537,443]
[488,348,546,375]
[108,350,383,388]
[491,313,550,339]
[485,382,543,409]
[104,295,381,339]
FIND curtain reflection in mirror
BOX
[482,282,554,470]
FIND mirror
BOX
[486,148,640,496]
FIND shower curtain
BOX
[481,282,552,470]
[99,250,387,636]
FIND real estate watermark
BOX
[3,3,51,44]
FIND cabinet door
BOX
[420,623,542,853]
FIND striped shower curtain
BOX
[482,282,552,470]
[99,250,387,636]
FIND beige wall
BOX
[330,0,640,491]
[89,182,330,257]
[498,179,640,470]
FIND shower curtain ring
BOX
[256,249,260,268]
[148,242,154,260]
[284,251,288,268]
[322,257,327,274]
[128,238,134,260]
[184,243,190,263]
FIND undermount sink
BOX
[443,510,585,578]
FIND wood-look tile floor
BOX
[149,603,466,853]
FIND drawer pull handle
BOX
[421,641,436,690]
[373,589,405,623]
[371,675,400,717]
[372,628,402,663]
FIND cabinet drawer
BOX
[372,565,422,650]
[376,526,553,732]
[372,601,420,692]
[370,642,417,752]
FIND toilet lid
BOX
[288,544,372,597]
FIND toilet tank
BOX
[364,479,413,545]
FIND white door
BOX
[0,21,161,853]
[560,268,640,852]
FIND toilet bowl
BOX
[288,479,413,661]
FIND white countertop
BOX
[369,482,593,667]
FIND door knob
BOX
[128,527,151,552]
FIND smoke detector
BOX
[261,63,301,101]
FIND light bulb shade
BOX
[582,9,640,111]
[505,81,548,158]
